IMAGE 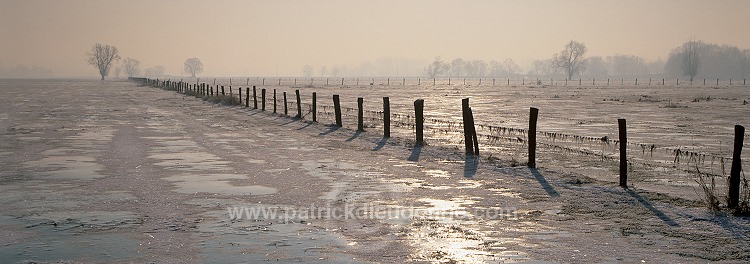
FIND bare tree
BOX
[122,57,141,77]
[554,40,588,80]
[184,58,204,78]
[681,40,701,81]
[86,43,120,80]
[424,56,447,78]
[450,58,465,78]
[585,56,608,77]
[474,60,488,77]
[502,58,520,76]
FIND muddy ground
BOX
[1,79,749,263]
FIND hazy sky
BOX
[1,0,749,77]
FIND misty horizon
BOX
[2,0,749,79]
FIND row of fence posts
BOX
[141,77,749,89]
[145,78,745,209]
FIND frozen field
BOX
[190,77,750,200]
[1,79,749,263]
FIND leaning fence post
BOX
[619,118,628,188]
[253,86,258,109]
[295,89,302,119]
[333,95,342,127]
[468,106,479,155]
[414,99,424,145]
[357,97,364,131]
[312,92,317,122]
[729,125,745,209]
[462,98,474,154]
[528,107,539,167]
[262,89,266,111]
[383,97,390,138]
[283,92,288,116]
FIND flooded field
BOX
[1,79,749,263]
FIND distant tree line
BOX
[425,40,750,80]
[665,40,750,80]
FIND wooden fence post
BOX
[273,89,277,113]
[729,125,745,208]
[312,92,317,122]
[238,88,242,105]
[528,107,538,167]
[295,90,302,118]
[414,99,424,145]
[245,88,249,107]
[619,118,628,188]
[462,98,474,154]
[262,88,266,111]
[383,97,390,138]
[333,95,342,127]
[253,86,258,109]
[469,107,479,155]
[283,92,288,116]
[221,86,225,96]
[357,97,364,131]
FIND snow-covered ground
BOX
[0,79,748,263]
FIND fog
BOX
[1,0,749,78]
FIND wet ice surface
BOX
[1,79,749,263]
[164,173,278,195]
[187,199,362,263]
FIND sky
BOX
[1,0,749,78]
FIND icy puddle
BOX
[163,173,277,196]
[146,136,232,171]
[24,155,105,180]
[406,197,530,263]
[188,199,362,263]
[2,211,143,263]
